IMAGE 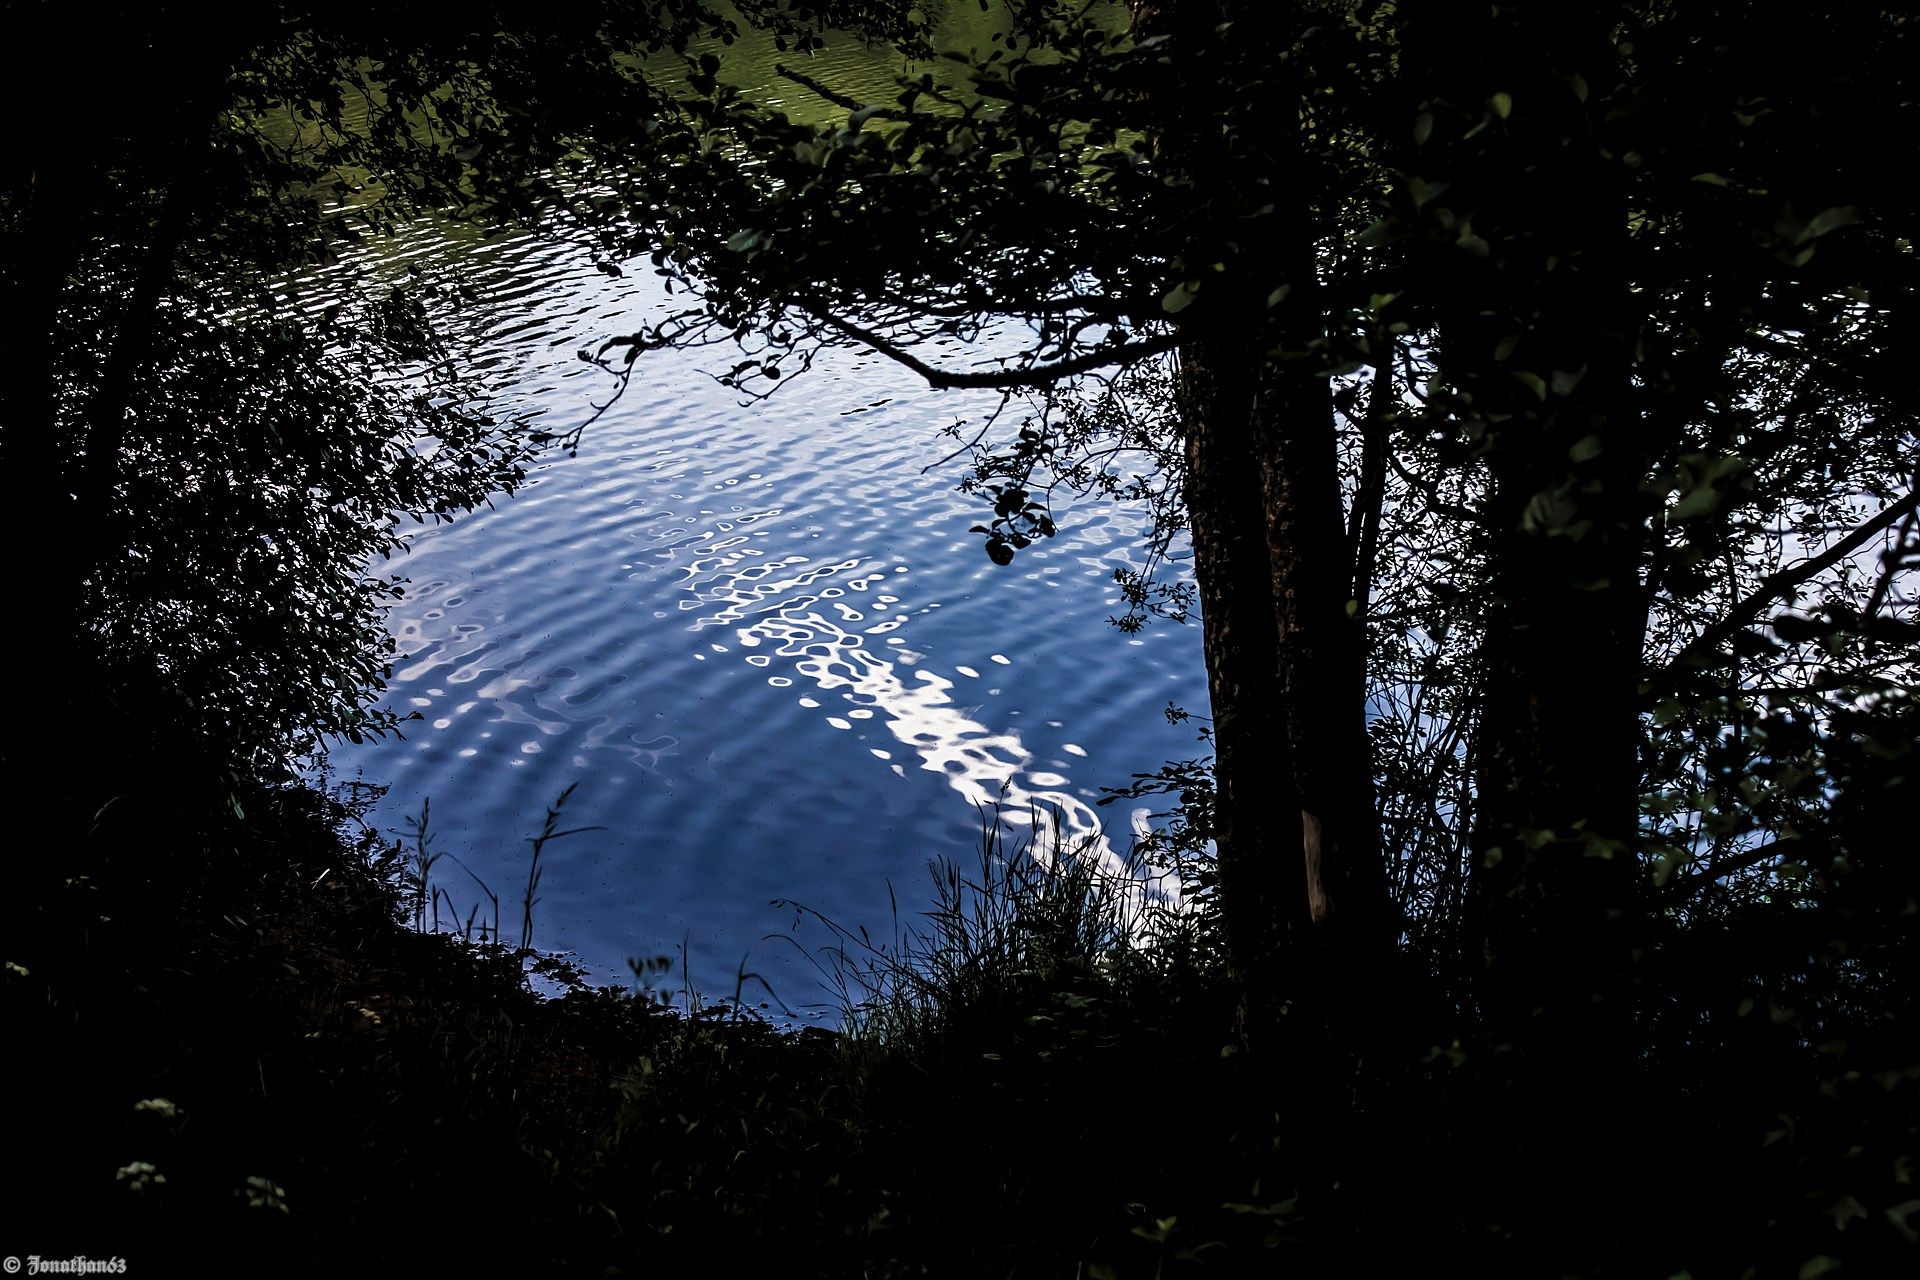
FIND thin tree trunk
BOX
[1349,352,1394,617]
[1253,213,1392,972]
[1139,0,1394,1044]
[1179,327,1312,1009]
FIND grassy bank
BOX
[7,772,1916,1277]
[2,782,1271,1276]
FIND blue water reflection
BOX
[325,226,1206,1018]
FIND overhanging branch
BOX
[773,65,911,120]
[1655,485,1920,685]
[800,304,1177,390]
[1666,837,1795,900]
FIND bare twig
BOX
[1655,487,1920,687]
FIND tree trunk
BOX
[1252,126,1394,977]
[0,150,88,889]
[1403,0,1652,1253]
[1139,0,1394,1042]
[1179,327,1314,1013]
[1412,3,1648,1061]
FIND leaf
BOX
[1224,1198,1296,1217]
[1521,484,1582,536]
[1408,176,1451,209]
[1511,371,1548,401]
[1161,279,1201,314]
[1886,1199,1920,1245]
[1488,91,1513,119]
[1357,219,1396,248]
[1669,456,1750,520]
[1801,205,1862,242]
[1826,1196,1869,1231]
[1797,1256,1841,1280]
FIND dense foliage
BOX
[3,1,1916,1276]
[1,0,783,791]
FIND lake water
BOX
[324,14,1207,1020]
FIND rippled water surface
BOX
[326,22,1206,1017]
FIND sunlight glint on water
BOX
[325,23,1205,1017]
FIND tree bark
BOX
[0,151,88,865]
[1136,0,1395,1041]
[1251,116,1394,975]
[1402,0,1653,1252]
[1179,327,1314,1008]
[1424,7,1648,1054]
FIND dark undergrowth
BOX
[5,765,1916,1278]
[0,782,1263,1277]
